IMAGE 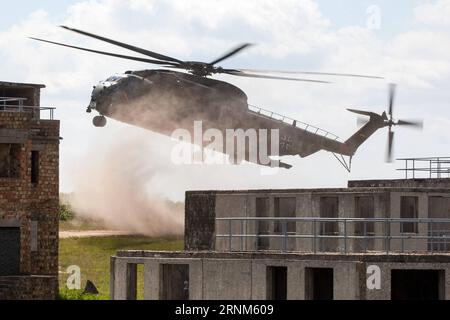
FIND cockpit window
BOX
[106,75,125,82]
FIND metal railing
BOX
[397,157,450,179]
[0,97,55,120]
[248,104,340,140]
[216,217,450,254]
[0,105,55,120]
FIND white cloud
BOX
[415,0,450,26]
[0,0,449,200]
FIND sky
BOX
[1,0,450,201]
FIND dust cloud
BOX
[67,128,184,236]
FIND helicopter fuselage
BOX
[31,26,397,170]
[88,69,386,169]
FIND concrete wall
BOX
[185,192,216,251]
[111,255,365,300]
[389,192,428,252]
[111,257,203,300]
[206,188,450,254]
[213,190,394,253]
[111,253,450,300]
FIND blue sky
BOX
[1,0,450,203]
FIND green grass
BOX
[59,236,184,300]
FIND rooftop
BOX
[0,81,46,89]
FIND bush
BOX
[59,203,75,221]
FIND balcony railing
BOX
[397,157,450,179]
[216,217,450,254]
[0,97,55,120]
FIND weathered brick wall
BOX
[0,276,58,300]
[0,111,59,299]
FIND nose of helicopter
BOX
[87,75,127,113]
[88,82,109,112]
[87,83,104,112]
[91,75,126,99]
[91,83,105,98]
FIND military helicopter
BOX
[31,26,422,171]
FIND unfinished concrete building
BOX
[111,158,450,300]
[0,82,59,299]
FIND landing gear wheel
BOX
[93,115,107,127]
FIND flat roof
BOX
[115,251,450,263]
[0,81,45,89]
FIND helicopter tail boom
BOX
[343,109,387,156]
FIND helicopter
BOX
[31,26,423,171]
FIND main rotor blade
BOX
[386,130,394,163]
[237,69,384,79]
[347,108,378,118]
[60,26,183,64]
[224,70,330,83]
[388,83,396,118]
[397,119,423,129]
[30,37,181,66]
[210,43,253,65]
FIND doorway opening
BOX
[266,266,287,300]
[0,227,20,276]
[126,263,144,300]
[391,269,444,300]
[305,267,334,300]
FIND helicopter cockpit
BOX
[90,74,128,101]
[105,74,127,84]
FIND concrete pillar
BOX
[143,260,160,300]
[334,263,360,300]
[109,256,115,300]
[251,261,266,300]
[373,193,388,252]
[296,194,313,252]
[188,260,203,300]
[113,259,128,300]
[287,262,304,300]
[339,194,355,253]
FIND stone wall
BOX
[0,276,58,300]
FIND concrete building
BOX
[111,165,450,300]
[0,82,59,299]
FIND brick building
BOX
[0,82,59,299]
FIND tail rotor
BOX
[384,83,423,162]
[347,84,423,162]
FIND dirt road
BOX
[59,230,137,238]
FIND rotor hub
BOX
[186,62,215,77]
